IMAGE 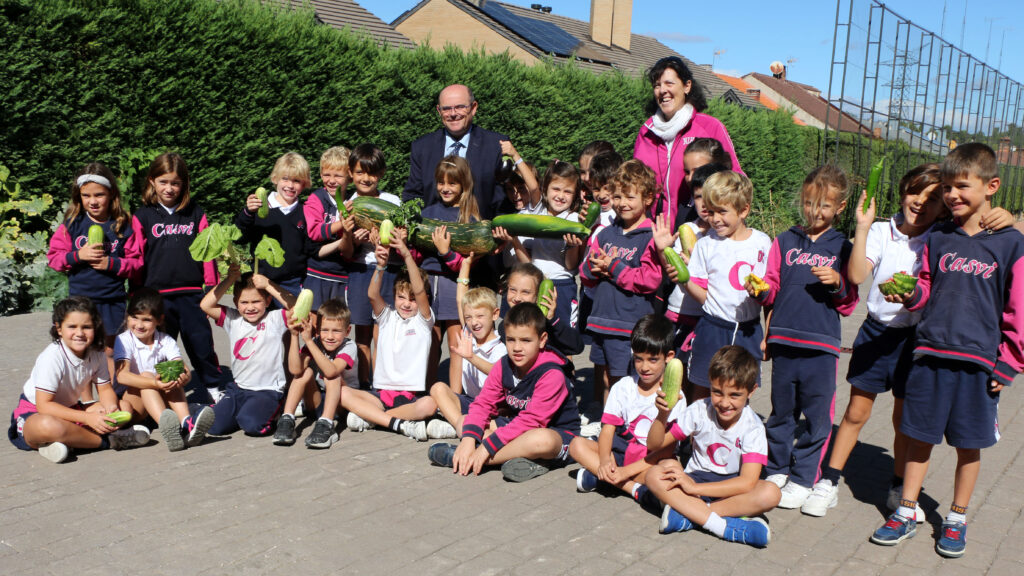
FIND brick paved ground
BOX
[1,297,1022,575]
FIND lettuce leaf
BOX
[189,223,243,263]
[253,235,285,274]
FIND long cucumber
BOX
[491,214,590,239]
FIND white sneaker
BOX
[346,412,372,432]
[887,485,925,522]
[38,442,70,463]
[109,425,151,450]
[400,420,427,442]
[778,481,812,509]
[294,400,305,419]
[766,474,788,489]
[426,419,457,439]
[580,421,602,439]
[801,480,839,516]
[207,387,224,404]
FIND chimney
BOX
[590,0,632,51]
[746,88,761,98]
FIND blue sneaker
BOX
[576,469,598,492]
[723,516,771,548]
[936,520,967,558]
[870,513,916,546]
[428,442,457,467]
[634,485,662,514]
[659,505,694,533]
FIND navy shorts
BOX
[430,275,460,322]
[91,297,126,336]
[671,313,700,363]
[588,333,632,379]
[578,291,594,346]
[846,316,915,397]
[495,415,577,463]
[305,275,347,312]
[688,468,740,503]
[347,264,396,326]
[457,393,474,415]
[688,315,763,389]
[901,356,1000,449]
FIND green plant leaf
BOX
[254,235,285,268]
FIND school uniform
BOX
[580,217,664,379]
[236,193,315,304]
[302,336,359,390]
[418,203,467,322]
[900,223,1024,449]
[372,306,434,405]
[521,210,581,330]
[685,229,771,388]
[112,330,182,397]
[303,188,349,310]
[665,222,710,359]
[578,209,616,345]
[602,376,660,466]
[453,334,506,414]
[346,193,401,326]
[754,226,858,488]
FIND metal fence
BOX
[824,0,1024,216]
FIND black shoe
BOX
[273,414,297,446]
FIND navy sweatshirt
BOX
[906,222,1024,386]
[236,202,314,284]
[756,226,859,356]
[47,216,137,301]
[126,203,218,294]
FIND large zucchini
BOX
[351,196,496,256]
[491,214,590,239]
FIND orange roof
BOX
[714,72,806,125]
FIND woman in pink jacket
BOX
[633,56,742,224]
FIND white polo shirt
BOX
[23,341,110,406]
[373,307,435,391]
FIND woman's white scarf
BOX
[649,103,695,143]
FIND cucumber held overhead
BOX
[862,157,885,214]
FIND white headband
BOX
[76,174,112,189]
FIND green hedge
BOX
[1,0,811,230]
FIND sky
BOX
[366,0,1024,93]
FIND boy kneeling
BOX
[648,346,781,548]
[429,303,581,482]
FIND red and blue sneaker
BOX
[870,513,916,546]
[936,520,967,558]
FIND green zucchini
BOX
[863,157,884,213]
[537,278,554,316]
[256,187,269,219]
[491,214,590,239]
[88,224,105,246]
[379,219,395,246]
[582,201,601,229]
[335,189,348,218]
[409,218,498,256]
[663,247,689,284]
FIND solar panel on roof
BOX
[480,2,580,57]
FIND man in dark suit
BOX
[403,84,508,219]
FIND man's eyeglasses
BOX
[439,104,471,114]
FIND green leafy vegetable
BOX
[155,359,185,382]
[189,223,244,264]
[253,235,285,275]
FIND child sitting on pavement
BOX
[428,302,582,482]
[648,346,781,548]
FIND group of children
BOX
[9,137,1023,556]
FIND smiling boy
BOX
[647,346,781,548]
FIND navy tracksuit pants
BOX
[765,345,838,488]
[162,292,222,404]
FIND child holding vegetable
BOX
[494,160,585,333]
[869,144,1024,558]
[47,162,138,402]
[341,231,438,441]
[8,296,151,463]
[581,159,670,398]
[569,315,679,508]
[427,302,581,482]
[114,288,215,452]
[807,163,1017,519]
[500,262,584,359]
[675,137,733,226]
[126,153,223,405]
[499,140,542,215]
[649,346,779,548]
[274,299,358,448]
[238,152,315,307]
[304,146,356,312]
[667,171,770,403]
[200,267,294,436]
[345,144,401,386]
[745,165,858,510]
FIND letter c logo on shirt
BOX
[728,261,754,290]
[233,336,257,360]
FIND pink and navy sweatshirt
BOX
[633,113,742,223]
[47,216,138,301]
[755,226,859,356]
[905,222,1024,386]
[462,349,581,455]
[579,217,664,336]
[126,203,218,294]
[303,188,348,284]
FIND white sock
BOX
[283,412,295,419]
[703,512,727,537]
[947,510,967,524]
[630,484,640,498]
[318,417,332,424]
[897,504,916,519]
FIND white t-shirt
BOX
[687,229,771,322]
[22,341,110,406]
[521,210,580,281]
[373,307,435,391]
[667,222,712,315]
[461,334,506,398]
[667,399,769,476]
[601,376,660,447]
[113,331,182,377]
[353,192,401,265]
[304,337,359,389]
[865,216,927,328]
[217,307,290,392]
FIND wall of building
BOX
[395,0,537,65]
